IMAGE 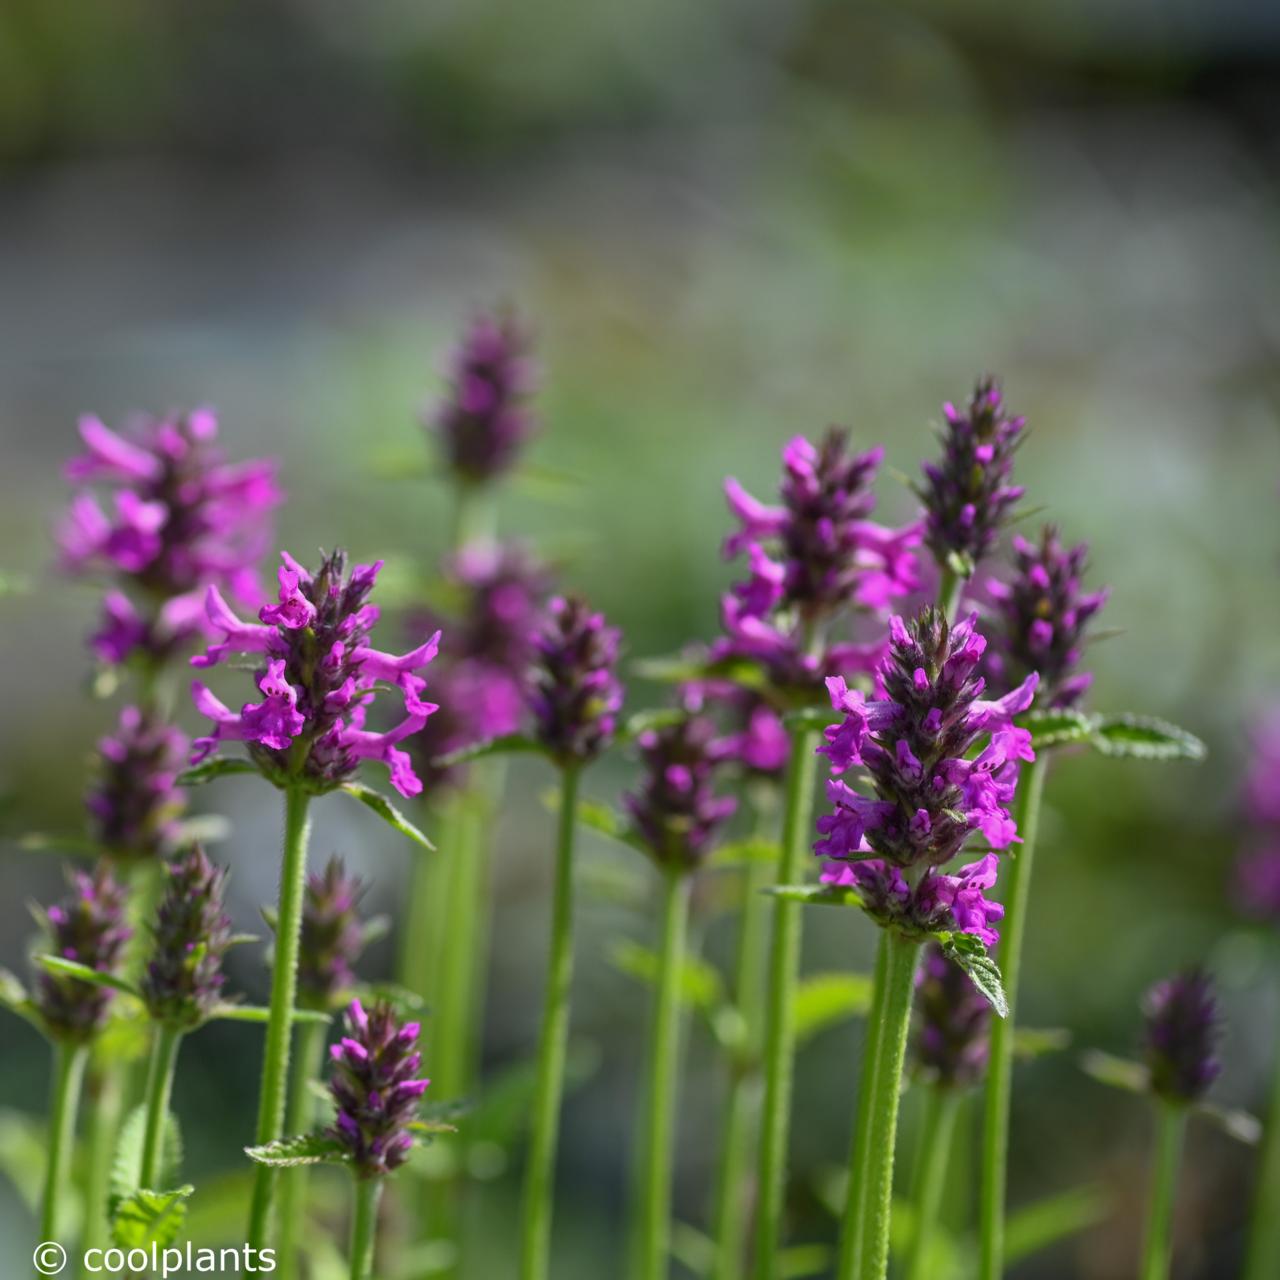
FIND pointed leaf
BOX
[111,1185,194,1249]
[793,972,873,1047]
[1016,708,1096,750]
[709,837,782,869]
[1079,1049,1149,1094]
[1196,1102,1262,1145]
[1005,1183,1109,1264]
[108,1106,183,1213]
[245,1132,351,1167]
[340,783,435,850]
[938,933,1008,1018]
[782,707,841,733]
[354,982,427,1015]
[766,883,863,909]
[17,831,108,857]
[0,969,43,1034]
[0,1108,47,1210]
[1012,1026,1072,1059]
[433,733,546,769]
[210,1003,331,1026]
[174,814,232,845]
[34,954,142,999]
[618,708,686,742]
[1090,714,1206,762]
[633,652,770,693]
[609,940,724,1010]
[177,758,260,786]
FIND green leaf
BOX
[0,1108,47,1210]
[210,1003,331,1026]
[618,708,686,742]
[354,982,427,1015]
[17,831,108,857]
[1090,714,1206,762]
[1012,1026,1072,1060]
[793,972,873,1047]
[633,652,770,693]
[766,883,863,909]
[938,933,1008,1018]
[465,1041,601,1147]
[176,758,260,786]
[1016,708,1096,750]
[1005,1183,1109,1264]
[579,859,650,909]
[245,1131,350,1168]
[408,1118,459,1139]
[111,1186,194,1248]
[340,783,435,851]
[0,969,42,1034]
[779,1245,835,1279]
[609,940,724,1010]
[433,733,546,769]
[1079,1049,1149,1094]
[34,954,142,999]
[1196,1102,1262,1145]
[708,837,781,869]
[782,707,840,733]
[174,814,232,845]
[109,1107,183,1214]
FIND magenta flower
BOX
[814,608,1038,945]
[1142,969,1221,1104]
[1233,707,1280,919]
[986,526,1109,708]
[919,378,1023,573]
[428,312,537,484]
[59,409,281,666]
[190,550,442,797]
[682,681,790,777]
[914,942,991,1088]
[328,1000,431,1178]
[87,706,188,861]
[718,430,920,692]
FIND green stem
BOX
[753,726,819,1279]
[977,754,1047,1280]
[840,931,922,1280]
[936,565,964,623]
[277,1018,328,1280]
[39,1040,88,1249]
[247,785,312,1251]
[138,1025,183,1189]
[709,856,771,1280]
[836,935,890,1279]
[519,766,581,1280]
[904,1087,961,1280]
[1245,1017,1280,1280]
[348,1177,384,1280]
[1139,1103,1186,1280]
[79,1058,123,1273]
[636,871,692,1280]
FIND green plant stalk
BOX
[977,754,1047,1280]
[39,1040,89,1249]
[138,1024,182,1189]
[519,765,581,1280]
[348,1177,384,1280]
[709,855,772,1280]
[276,1018,328,1280]
[753,726,820,1279]
[635,870,693,1280]
[936,565,964,624]
[247,785,313,1250]
[839,931,922,1280]
[1245,1024,1280,1280]
[1139,1102,1186,1280]
[904,1086,961,1280]
[79,1057,123,1272]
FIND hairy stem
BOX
[138,1025,182,1189]
[904,1087,961,1280]
[1245,1015,1280,1280]
[1139,1103,1186,1280]
[39,1040,89,1248]
[276,1017,328,1280]
[348,1177,384,1280]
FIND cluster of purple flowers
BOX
[682,682,790,778]
[527,595,624,767]
[428,313,537,485]
[141,846,233,1029]
[298,858,371,1011]
[34,865,132,1042]
[328,999,430,1178]
[59,410,281,666]
[1236,708,1280,918]
[815,608,1038,945]
[918,379,1023,571]
[87,706,188,861]
[190,549,442,797]
[718,431,920,690]
[1142,969,1221,1104]
[985,527,1109,709]
[914,942,991,1089]
[623,715,738,870]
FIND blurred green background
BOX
[2,1,1280,1275]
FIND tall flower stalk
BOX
[519,596,623,1280]
[815,607,1037,1280]
[186,547,441,1250]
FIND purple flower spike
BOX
[681,682,790,778]
[1142,969,1221,1104]
[328,1000,430,1178]
[919,377,1024,572]
[34,863,132,1042]
[986,526,1109,708]
[428,312,537,484]
[142,845,233,1029]
[717,430,921,691]
[814,607,1038,945]
[624,715,738,870]
[59,409,282,667]
[527,596,624,767]
[87,706,188,861]
[299,858,371,1011]
[189,549,442,797]
[914,942,991,1088]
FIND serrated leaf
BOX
[1017,708,1096,750]
[938,933,1008,1018]
[1079,1049,1149,1094]
[111,1185,194,1248]
[177,758,260,786]
[245,1132,350,1167]
[109,1107,183,1213]
[209,1003,331,1025]
[1196,1102,1262,1145]
[340,783,435,851]
[1013,1026,1072,1059]
[766,883,863,909]
[609,940,724,1010]
[35,954,142,999]
[433,733,546,769]
[1005,1183,1108,1264]
[1090,714,1206,762]
[793,972,873,1046]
